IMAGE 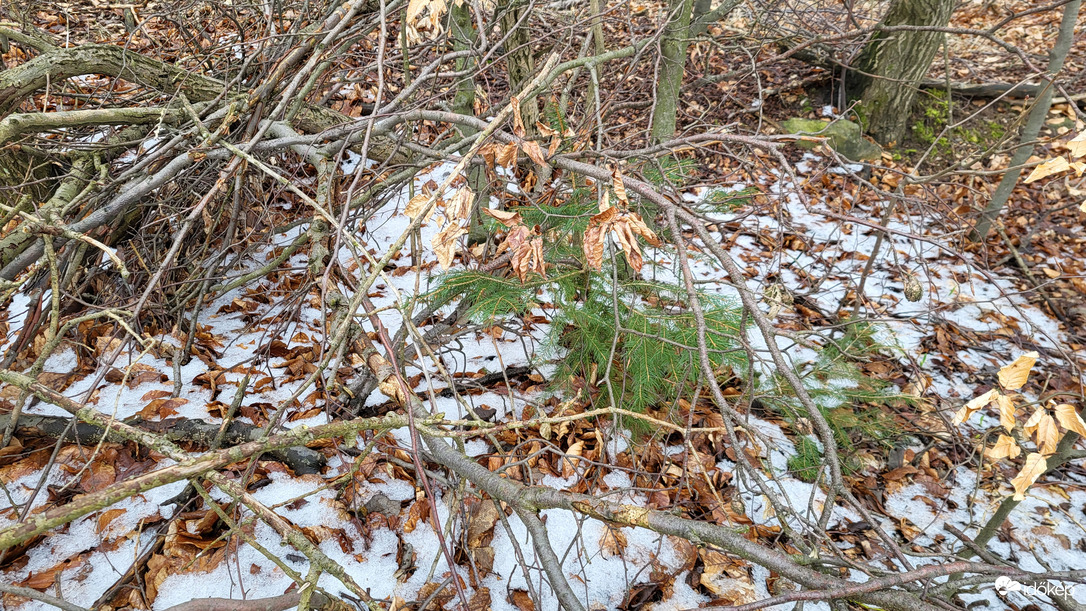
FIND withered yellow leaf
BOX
[446,186,474,222]
[995,393,1017,432]
[404,193,433,222]
[952,388,998,425]
[432,221,467,270]
[998,351,1038,391]
[612,167,629,205]
[1054,403,1086,437]
[1024,156,1070,183]
[1034,411,1060,456]
[986,434,1021,461]
[483,207,522,227]
[1068,131,1086,159]
[1011,453,1046,500]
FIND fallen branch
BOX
[0,412,325,474]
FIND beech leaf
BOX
[1054,403,1086,437]
[998,351,1038,391]
[1011,453,1046,500]
[1024,156,1070,183]
[995,393,1017,432]
[952,388,997,425]
[1067,131,1086,159]
[432,221,467,270]
[986,434,1021,461]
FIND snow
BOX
[4,150,1085,611]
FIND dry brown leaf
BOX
[483,208,522,227]
[468,587,491,611]
[432,220,467,270]
[512,236,546,281]
[509,590,536,611]
[535,121,558,138]
[466,501,501,549]
[511,96,526,138]
[952,388,998,425]
[612,167,629,205]
[496,143,518,168]
[999,351,1038,390]
[986,434,1021,461]
[995,393,1017,432]
[404,193,433,223]
[520,140,547,166]
[562,441,584,478]
[1011,452,1046,500]
[446,186,474,222]
[1069,132,1086,159]
[1054,404,1086,437]
[96,508,127,534]
[599,527,627,558]
[137,397,188,420]
[1025,156,1070,183]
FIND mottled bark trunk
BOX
[972,0,1081,240]
[849,0,955,146]
[498,0,537,135]
[650,0,694,143]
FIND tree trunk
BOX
[498,0,537,135]
[849,0,955,146]
[971,0,1082,240]
[650,0,694,143]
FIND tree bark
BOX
[849,0,955,146]
[650,0,694,143]
[971,0,1082,240]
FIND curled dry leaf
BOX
[611,167,629,206]
[511,96,526,138]
[1024,408,1060,456]
[562,440,584,478]
[432,220,467,270]
[599,527,627,558]
[487,209,546,281]
[995,393,1017,432]
[482,207,522,227]
[496,142,518,169]
[1068,132,1086,159]
[1054,403,1086,437]
[519,140,548,166]
[446,186,474,222]
[986,434,1021,461]
[581,206,661,273]
[1024,156,1070,183]
[952,388,998,425]
[404,193,433,223]
[998,351,1038,390]
[1011,452,1046,500]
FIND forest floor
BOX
[2,1,1086,610]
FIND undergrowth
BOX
[426,158,903,444]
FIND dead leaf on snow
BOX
[998,351,1038,390]
[432,220,467,270]
[986,434,1021,461]
[599,526,627,558]
[1054,403,1086,437]
[952,388,998,425]
[995,394,1017,432]
[1011,452,1046,500]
